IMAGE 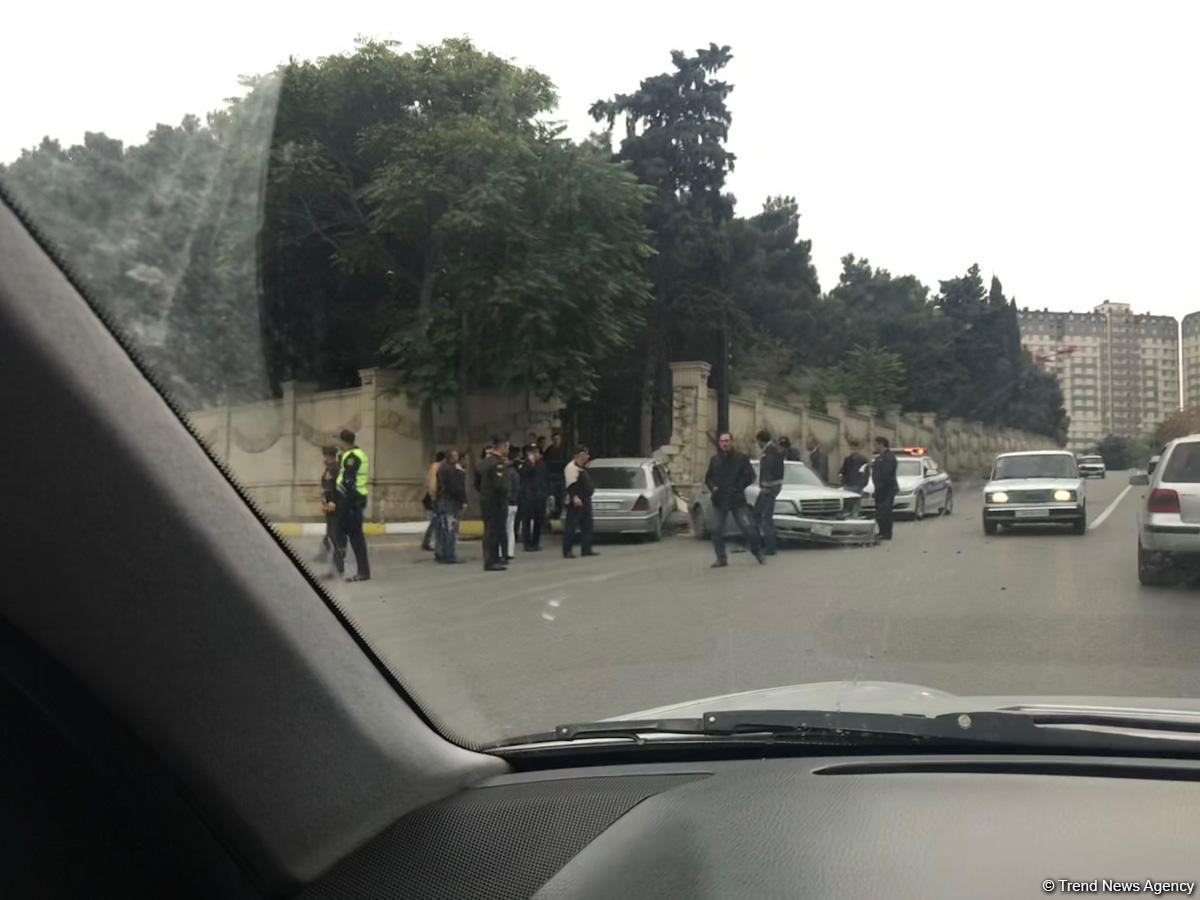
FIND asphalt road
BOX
[294,472,1200,744]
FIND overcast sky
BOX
[5,1,1199,319]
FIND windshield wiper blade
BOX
[486,708,1200,753]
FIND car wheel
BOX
[983,514,998,535]
[1072,507,1087,535]
[650,510,664,542]
[690,505,708,540]
[1138,540,1169,586]
[915,493,926,521]
[942,490,954,515]
[1101,473,1106,479]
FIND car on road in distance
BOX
[690,459,877,546]
[1077,454,1106,478]
[1131,434,1200,586]
[861,449,954,520]
[1149,453,1161,476]
[587,457,676,540]
[982,450,1087,535]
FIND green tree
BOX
[261,39,652,453]
[1095,434,1151,470]
[590,43,737,454]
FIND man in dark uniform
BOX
[476,435,510,571]
[315,446,341,566]
[335,429,371,581]
[755,430,785,557]
[871,436,899,541]
[518,445,548,551]
[562,445,598,558]
[704,432,765,567]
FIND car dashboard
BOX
[300,753,1200,899]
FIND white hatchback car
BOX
[1131,435,1200,586]
[982,450,1087,535]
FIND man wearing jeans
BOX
[704,432,765,568]
[434,450,466,564]
[755,430,784,556]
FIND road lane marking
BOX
[1089,485,1132,531]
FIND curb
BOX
[273,519,563,538]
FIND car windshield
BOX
[5,6,1199,752]
[589,466,647,490]
[993,456,1079,480]
[1079,456,1103,464]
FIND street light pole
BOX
[717,318,730,436]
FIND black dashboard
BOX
[303,754,1200,899]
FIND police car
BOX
[861,447,954,520]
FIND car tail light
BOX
[1148,489,1180,514]
[632,495,651,511]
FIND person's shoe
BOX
[752,548,766,565]
[711,559,728,568]
[484,564,508,571]
[421,544,434,552]
[346,574,371,582]
[581,551,600,557]
[562,552,576,559]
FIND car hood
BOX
[606,680,1200,720]
[776,484,860,502]
[984,477,1081,493]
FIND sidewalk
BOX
[273,518,564,538]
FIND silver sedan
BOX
[586,458,676,541]
[690,461,877,546]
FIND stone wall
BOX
[187,368,558,521]
[660,361,1061,494]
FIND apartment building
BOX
[1017,301,1179,451]
[1183,312,1200,410]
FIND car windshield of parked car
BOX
[993,456,1079,480]
[1080,456,1103,463]
[589,466,648,490]
[1161,444,1200,483]
[4,5,1198,752]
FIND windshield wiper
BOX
[485,708,1200,753]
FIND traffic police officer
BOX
[335,429,371,581]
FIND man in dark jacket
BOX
[870,436,899,541]
[755,430,785,556]
[808,436,830,484]
[476,436,511,571]
[518,445,548,551]
[839,439,870,493]
[562,445,598,558]
[704,432,765,567]
[434,450,466,564]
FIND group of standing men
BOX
[472,434,599,571]
[701,430,899,566]
[315,429,372,582]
